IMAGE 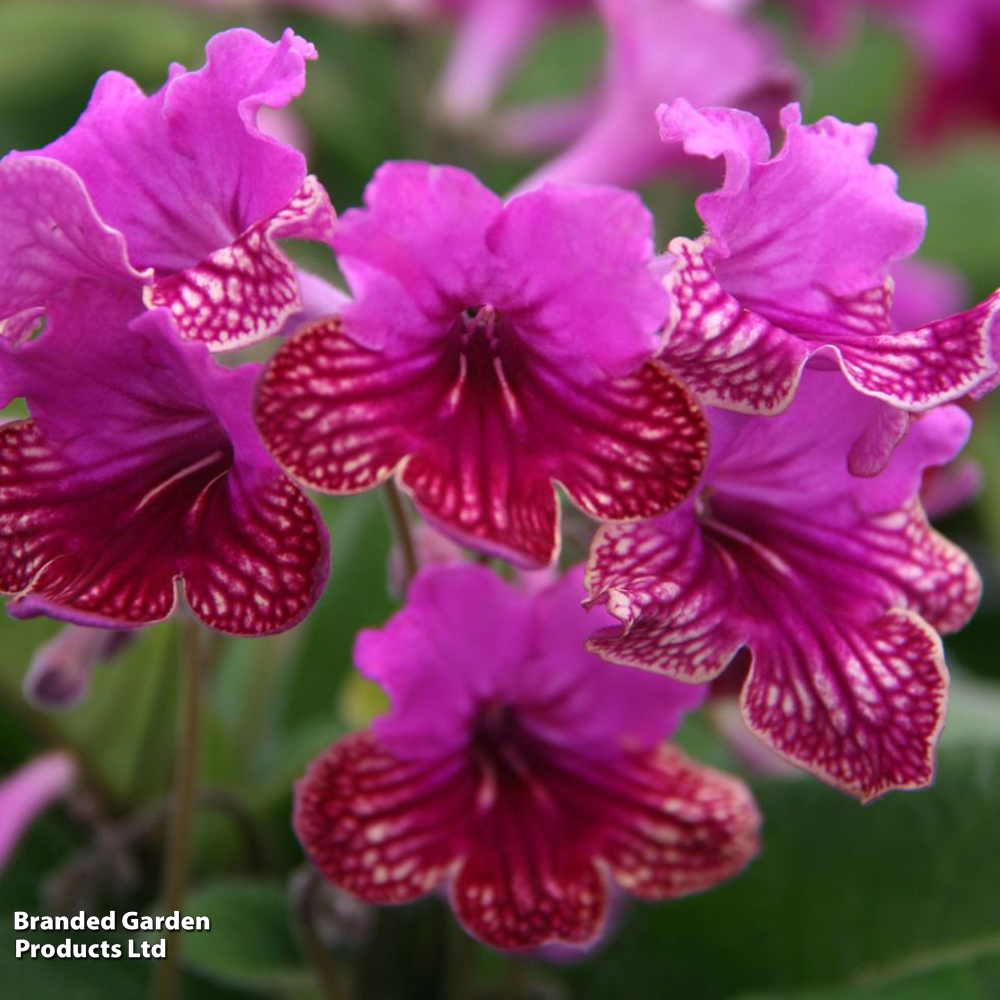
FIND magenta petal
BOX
[334,162,504,351]
[1,285,328,635]
[590,747,760,900]
[656,102,997,411]
[450,817,608,951]
[0,420,181,627]
[182,470,329,636]
[530,359,709,526]
[741,608,947,803]
[434,0,551,125]
[35,28,316,273]
[660,101,926,308]
[399,438,560,568]
[584,512,746,681]
[830,286,999,409]
[660,237,809,414]
[257,317,562,566]
[486,183,669,380]
[259,317,705,567]
[146,175,337,350]
[255,318,414,494]
[295,731,468,905]
[0,155,149,327]
[859,499,982,636]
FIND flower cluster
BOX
[0,29,334,635]
[3,4,999,957]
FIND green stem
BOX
[152,618,204,1000]
[383,479,418,589]
[291,868,352,1000]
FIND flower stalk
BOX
[152,618,205,1000]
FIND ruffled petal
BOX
[334,162,503,351]
[0,155,149,328]
[829,285,999,409]
[660,101,926,307]
[857,499,981,635]
[663,237,998,415]
[586,486,965,800]
[146,174,337,350]
[584,512,746,681]
[294,731,469,905]
[487,184,669,381]
[36,28,316,272]
[657,102,997,410]
[741,608,947,802]
[659,237,809,415]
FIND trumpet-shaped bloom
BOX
[295,565,760,951]
[585,369,981,802]
[0,283,328,635]
[256,162,708,567]
[0,28,336,351]
[656,101,1000,422]
[517,0,795,190]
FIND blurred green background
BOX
[1,2,999,999]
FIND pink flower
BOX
[0,753,77,872]
[0,283,329,635]
[0,28,337,351]
[656,101,999,433]
[516,0,796,190]
[585,369,981,802]
[256,162,708,567]
[295,565,760,950]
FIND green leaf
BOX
[181,879,311,992]
[566,744,1000,1000]
[736,954,1000,1000]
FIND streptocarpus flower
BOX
[516,0,796,190]
[0,283,329,635]
[0,28,336,351]
[295,565,760,951]
[0,752,77,872]
[23,626,135,711]
[584,369,981,802]
[256,162,708,567]
[656,101,1000,422]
